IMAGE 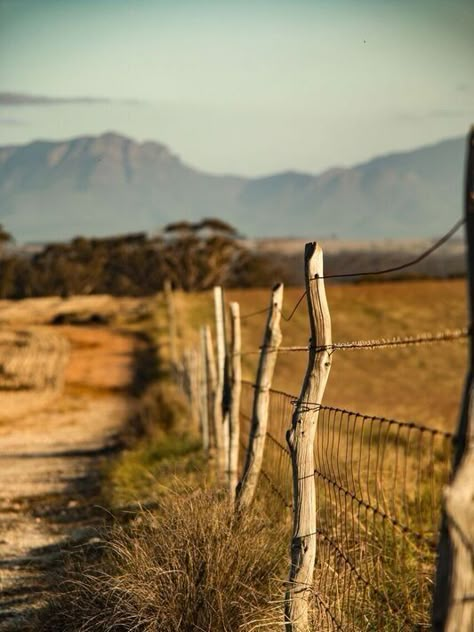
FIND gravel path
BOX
[0,318,138,630]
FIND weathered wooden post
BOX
[229,302,242,498]
[204,324,218,453]
[181,350,190,400]
[199,326,210,453]
[433,127,474,631]
[285,244,332,632]
[236,283,284,511]
[163,279,177,371]
[189,347,200,434]
[214,286,228,481]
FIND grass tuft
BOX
[36,491,288,632]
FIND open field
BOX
[174,279,467,433]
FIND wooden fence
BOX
[167,127,474,631]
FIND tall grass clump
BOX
[37,490,288,632]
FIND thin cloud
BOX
[0,92,143,106]
[0,117,27,126]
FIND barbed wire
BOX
[236,326,469,358]
[239,216,465,323]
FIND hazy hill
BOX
[0,132,466,242]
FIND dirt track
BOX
[0,299,141,629]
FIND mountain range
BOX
[0,132,467,243]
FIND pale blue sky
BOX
[0,0,473,175]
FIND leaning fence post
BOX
[204,324,218,453]
[236,283,284,511]
[199,326,210,453]
[214,286,229,481]
[229,302,242,498]
[164,279,177,371]
[189,347,200,434]
[433,126,474,631]
[182,349,192,404]
[285,244,332,632]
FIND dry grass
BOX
[35,491,288,632]
[171,279,467,629]
[174,279,467,432]
[27,281,467,631]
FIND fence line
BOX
[170,170,473,627]
[174,278,468,629]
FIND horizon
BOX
[1,0,473,176]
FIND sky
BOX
[0,0,473,176]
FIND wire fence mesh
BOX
[240,381,293,509]
[239,379,455,630]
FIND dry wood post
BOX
[189,347,201,434]
[182,349,192,403]
[229,302,242,498]
[285,244,332,632]
[204,324,218,453]
[433,126,474,632]
[236,283,284,511]
[163,279,177,371]
[213,286,229,480]
[199,326,210,453]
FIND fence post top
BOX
[271,282,284,303]
[304,241,323,258]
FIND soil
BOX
[0,298,143,630]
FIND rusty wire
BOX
[236,326,469,357]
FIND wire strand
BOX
[317,216,465,280]
[236,326,469,357]
[239,217,465,322]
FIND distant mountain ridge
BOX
[0,131,466,242]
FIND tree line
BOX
[0,219,285,299]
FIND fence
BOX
[240,379,455,630]
[168,128,474,631]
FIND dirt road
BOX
[0,298,142,630]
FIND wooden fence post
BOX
[433,127,474,631]
[229,302,242,499]
[236,283,284,511]
[285,244,332,632]
[199,326,210,453]
[214,286,228,481]
[182,349,192,403]
[189,347,200,434]
[164,279,177,371]
[204,324,218,453]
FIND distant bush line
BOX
[0,218,466,299]
[0,220,287,299]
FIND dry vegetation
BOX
[167,279,468,629]
[2,279,466,630]
[174,279,467,432]
[36,492,288,632]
